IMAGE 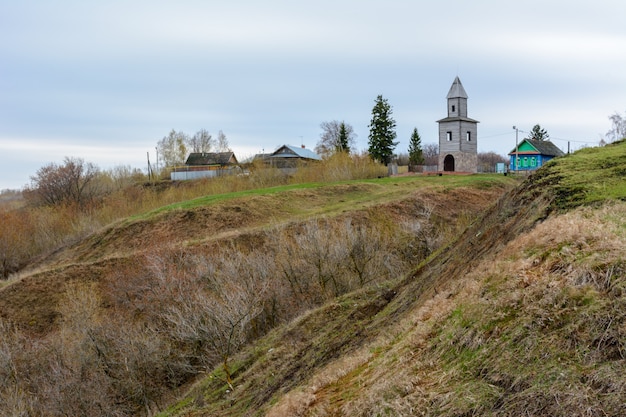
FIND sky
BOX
[1,0,625,190]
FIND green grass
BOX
[532,139,626,210]
[129,174,517,222]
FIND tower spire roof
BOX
[446,76,468,99]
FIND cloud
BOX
[1,0,625,189]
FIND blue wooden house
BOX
[508,139,565,171]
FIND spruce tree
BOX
[337,122,350,153]
[368,95,398,164]
[408,127,424,165]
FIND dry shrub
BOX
[6,152,387,279]
[291,152,386,183]
[0,320,34,416]
[274,218,404,305]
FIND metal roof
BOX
[446,76,468,99]
[271,145,322,160]
[508,139,565,157]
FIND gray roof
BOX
[271,145,322,160]
[447,76,468,99]
[508,139,565,157]
[185,152,237,165]
[436,116,479,123]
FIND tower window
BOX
[466,131,471,141]
[451,105,455,112]
[446,131,452,141]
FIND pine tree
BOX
[528,124,549,141]
[408,127,424,165]
[368,95,398,165]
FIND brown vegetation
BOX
[0,154,512,416]
[159,141,626,416]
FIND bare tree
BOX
[24,157,101,207]
[477,151,507,173]
[315,120,357,157]
[422,143,439,166]
[606,111,626,143]
[188,129,215,153]
[344,221,386,287]
[157,129,189,167]
[162,252,268,390]
[216,130,230,152]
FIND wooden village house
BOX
[254,144,321,175]
[508,139,565,172]
[170,152,240,180]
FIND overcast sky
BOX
[1,0,625,190]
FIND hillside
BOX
[159,141,626,416]
[0,174,515,415]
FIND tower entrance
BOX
[443,154,455,171]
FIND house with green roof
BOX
[508,139,565,171]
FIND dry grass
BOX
[172,199,626,416]
[356,201,626,416]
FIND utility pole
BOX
[147,151,152,181]
[513,126,519,174]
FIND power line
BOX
[549,136,599,145]
[482,130,599,145]
[480,132,512,139]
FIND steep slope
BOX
[0,175,518,417]
[161,141,626,416]
[0,177,511,336]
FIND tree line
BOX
[156,129,230,169]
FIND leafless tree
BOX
[216,130,230,152]
[477,151,507,173]
[315,120,357,157]
[161,252,268,390]
[188,129,215,153]
[24,156,101,207]
[606,111,626,143]
[344,221,387,287]
[157,129,189,167]
[293,221,348,297]
[422,143,439,166]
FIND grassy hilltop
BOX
[161,141,626,416]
